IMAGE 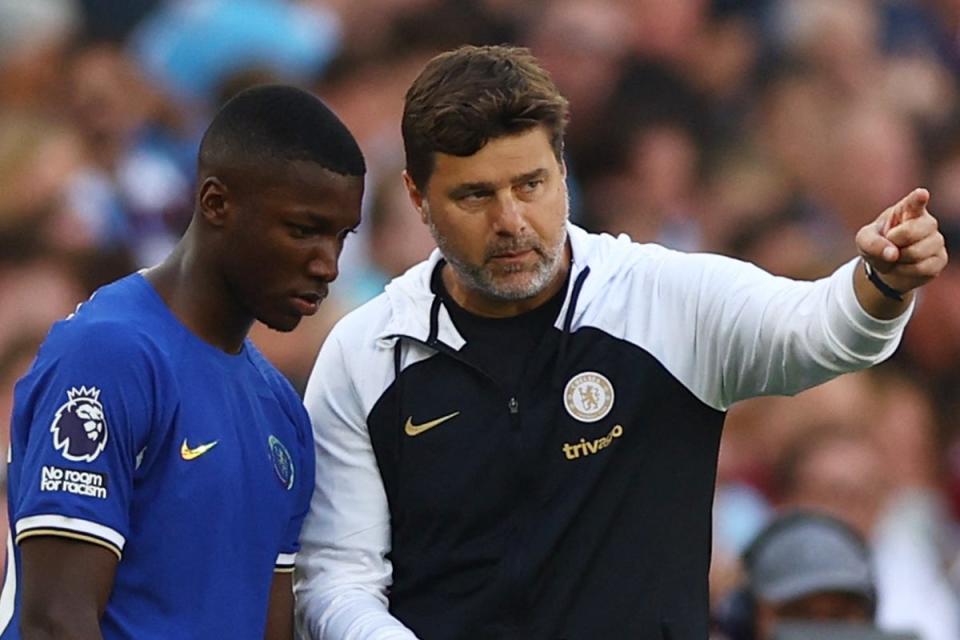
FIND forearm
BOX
[763,258,911,382]
[296,586,417,640]
[20,609,103,640]
[668,254,911,407]
[264,571,295,640]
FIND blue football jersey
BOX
[0,273,315,638]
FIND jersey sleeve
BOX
[294,325,419,639]
[9,324,162,559]
[275,400,316,573]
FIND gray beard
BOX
[428,203,569,302]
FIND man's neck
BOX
[143,243,252,354]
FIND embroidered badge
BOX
[563,372,615,423]
[268,435,295,490]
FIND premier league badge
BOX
[268,435,295,490]
[50,386,108,462]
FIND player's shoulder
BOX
[246,342,298,396]
[244,342,310,422]
[43,312,160,367]
[38,276,174,377]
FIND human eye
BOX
[457,189,491,205]
[522,179,544,193]
[288,223,317,239]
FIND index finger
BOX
[897,187,930,222]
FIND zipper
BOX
[389,333,522,417]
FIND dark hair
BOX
[401,45,569,191]
[199,84,365,177]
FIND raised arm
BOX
[617,188,946,411]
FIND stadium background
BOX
[1,0,959,636]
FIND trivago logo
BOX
[561,424,624,460]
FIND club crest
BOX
[268,435,295,490]
[50,386,108,462]
[564,372,615,423]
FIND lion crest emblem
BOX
[50,386,108,462]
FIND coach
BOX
[295,45,947,640]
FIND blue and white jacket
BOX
[295,224,911,640]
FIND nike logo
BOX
[404,411,460,437]
[180,439,218,461]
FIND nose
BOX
[306,238,340,282]
[490,192,526,236]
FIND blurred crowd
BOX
[2,0,960,637]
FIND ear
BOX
[402,170,429,225]
[198,177,229,228]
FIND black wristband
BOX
[862,259,904,302]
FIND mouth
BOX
[290,290,326,316]
[488,248,537,262]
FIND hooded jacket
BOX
[295,224,910,640]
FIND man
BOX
[294,46,947,639]
[726,510,880,639]
[1,85,365,639]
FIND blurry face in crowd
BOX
[211,160,363,332]
[756,592,873,640]
[784,436,888,538]
[404,126,570,317]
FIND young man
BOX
[294,46,947,639]
[1,85,365,639]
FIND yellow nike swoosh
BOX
[404,411,461,437]
[180,439,219,461]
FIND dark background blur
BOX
[1,1,959,637]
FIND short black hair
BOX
[199,84,365,177]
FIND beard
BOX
[428,197,569,301]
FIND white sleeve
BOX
[643,253,913,410]
[294,328,418,640]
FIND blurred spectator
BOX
[130,0,341,106]
[0,113,87,253]
[0,0,81,110]
[62,40,194,265]
[775,427,889,539]
[0,257,88,354]
[771,376,960,640]
[716,510,879,640]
